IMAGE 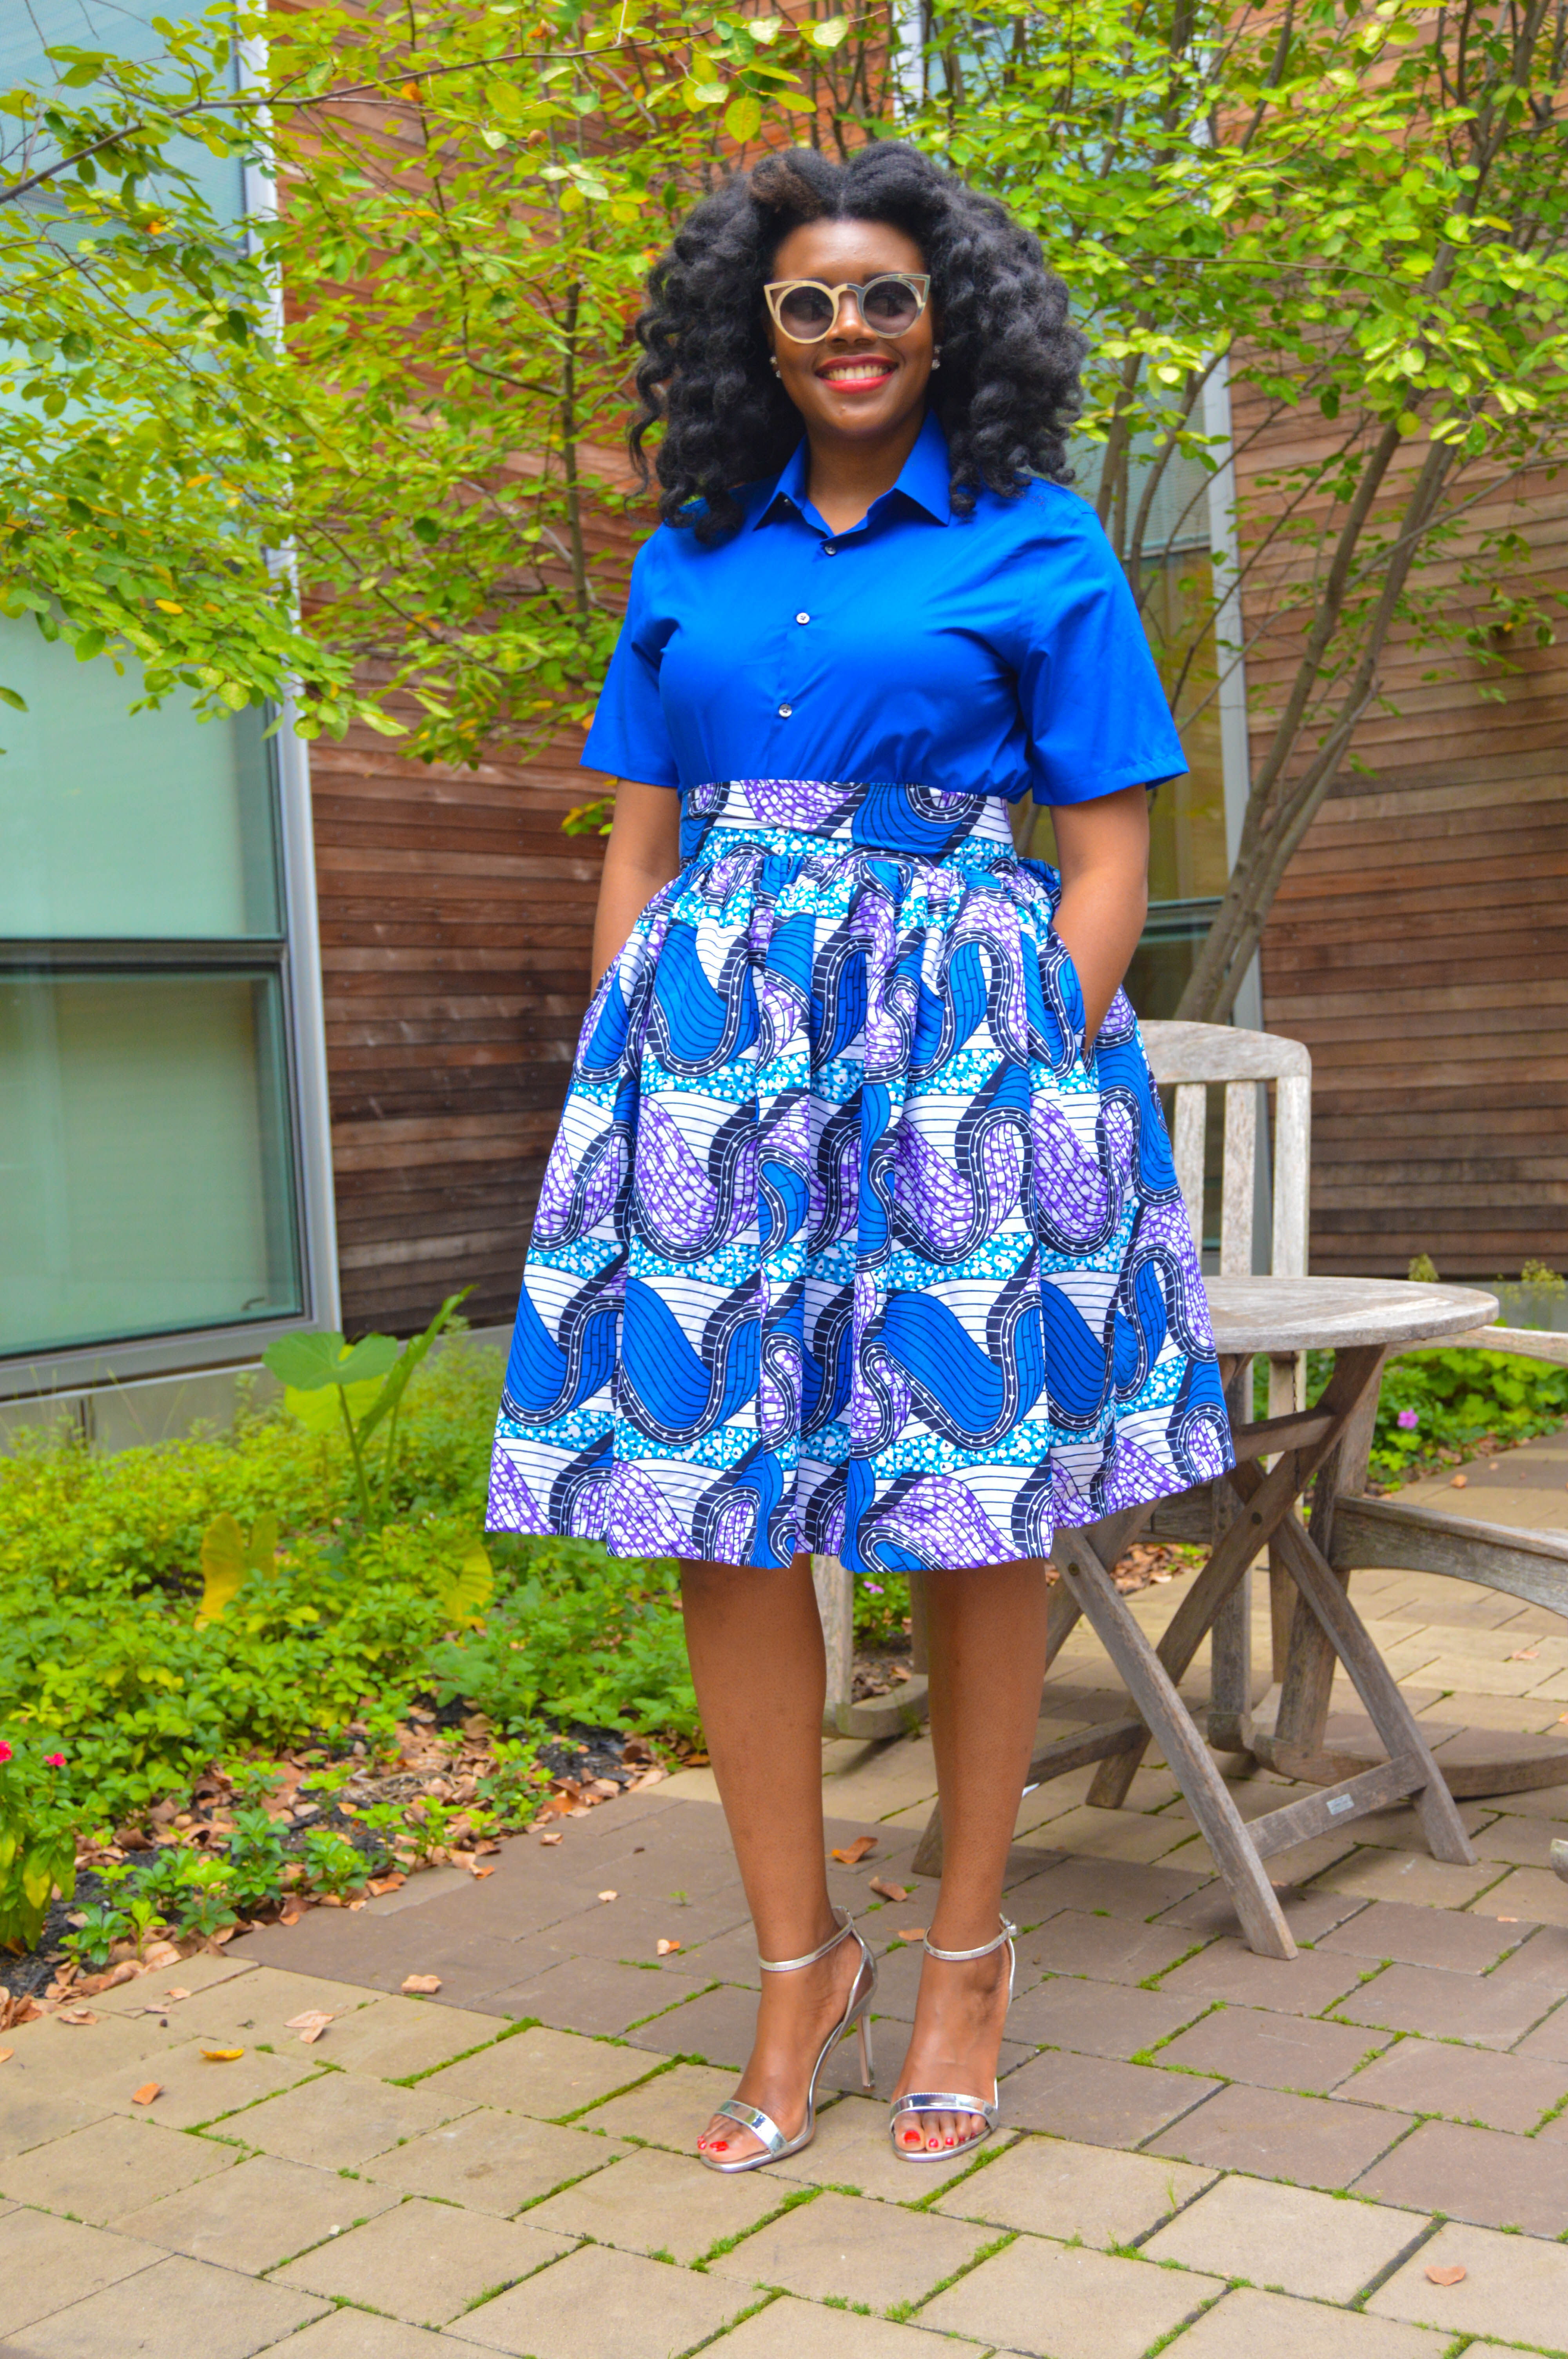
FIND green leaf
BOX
[436,1541,494,1629]
[264,1331,350,1390]
[724,92,762,141]
[284,1378,383,1434]
[803,13,850,47]
[0,687,27,713]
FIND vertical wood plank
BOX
[1209,1357,1256,1750]
[1271,1074,1311,1278]
[1220,1082,1257,1276]
[1173,1083,1206,1255]
[1273,1348,1388,1760]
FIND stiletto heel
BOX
[888,1916,1016,2165]
[700,1905,877,2174]
[856,2014,875,2090]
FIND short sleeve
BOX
[579,538,681,787]
[1010,500,1189,807]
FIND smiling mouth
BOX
[817,357,896,386]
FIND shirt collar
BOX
[752,407,952,531]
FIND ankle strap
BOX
[759,1905,854,1974]
[924,1915,1016,1965]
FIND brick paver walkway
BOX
[5,1559,1568,2357]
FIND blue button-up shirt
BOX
[581,410,1187,809]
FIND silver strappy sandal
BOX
[699,1905,877,2174]
[887,1914,1016,2163]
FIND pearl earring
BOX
[932,345,943,371]
[769,356,780,375]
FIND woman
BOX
[489,142,1230,2171]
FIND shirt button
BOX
[778,703,793,718]
[795,612,810,625]
[824,544,837,555]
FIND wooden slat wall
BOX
[1240,413,1568,1278]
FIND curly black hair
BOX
[631,143,1087,540]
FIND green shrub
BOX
[1261,1344,1568,1485]
[0,1738,76,1953]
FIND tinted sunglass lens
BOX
[862,277,921,330]
[778,284,835,336]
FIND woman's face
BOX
[766,217,936,448]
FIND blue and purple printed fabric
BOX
[487,779,1230,1573]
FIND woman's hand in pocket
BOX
[1048,783,1151,1041]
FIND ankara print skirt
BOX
[487,778,1232,1575]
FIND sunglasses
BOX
[764,272,932,345]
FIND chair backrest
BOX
[1141,1020,1312,1280]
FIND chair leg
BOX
[1054,1533,1296,1960]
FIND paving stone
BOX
[1490,1921,1568,1992]
[0,2209,163,2336]
[258,2313,462,2357]
[5,2112,236,2223]
[444,2239,744,2357]
[116,2152,400,2272]
[531,1893,751,1964]
[1163,2283,1450,2358]
[1147,2084,1411,2190]
[767,2093,979,2199]
[1334,2033,1568,2131]
[707,2292,966,2357]
[1156,1883,1367,1945]
[0,2086,115,2159]
[180,1966,380,2038]
[273,2196,573,2328]
[87,1953,260,2015]
[1140,2170,1426,2301]
[1466,1863,1568,1927]
[932,2129,1215,2244]
[237,2064,466,2167]
[15,2252,326,2356]
[1471,1812,1568,1869]
[623,1980,764,2066]
[1516,1997,1568,2062]
[577,2059,748,2148]
[421,2024,659,2121]
[999,2048,1218,2147]
[1005,1975,1205,2059]
[1314,1897,1524,1973]
[1156,1939,1365,2017]
[361,2105,626,2215]
[474,1955,701,2036]
[1012,1908,1197,1986]
[1152,2006,1387,2095]
[1029,1801,1198,1865]
[1353,2114,1568,2234]
[527,2142,788,2263]
[920,2233,1224,2359]
[1313,1848,1509,1910]
[670,1921,762,1991]
[1025,1855,1210,1921]
[305,1995,505,2081]
[706,2185,987,2310]
[0,2010,165,2095]
[1367,2215,1568,2345]
[83,2034,324,2130]
[1331,1959,1555,2048]
[1478,1780,1568,1822]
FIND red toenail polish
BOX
[713,2140,727,2151]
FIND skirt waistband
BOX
[680,778,1016,864]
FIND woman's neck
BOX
[804,407,926,536]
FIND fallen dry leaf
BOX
[831,1836,877,1865]
[869,1877,910,1903]
[131,2082,160,2106]
[656,1938,683,1956]
[279,1909,303,1927]
[539,1830,564,1847]
[1497,1915,1519,1923]
[598,1890,618,1903]
[285,2010,335,2043]
[201,2047,244,2062]
[165,1986,191,2003]
[1425,2264,1466,2286]
[0,2048,12,2065]
[1508,1647,1540,1662]
[367,1874,405,1896]
[56,2008,98,2026]
[466,1861,496,1881]
[142,1941,181,1969]
[401,1974,442,1995]
[897,1926,928,1943]
[1450,1474,1468,1488]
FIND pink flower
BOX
[0,1741,12,1766]
[44,1752,66,1768]
[1396,1408,1420,1431]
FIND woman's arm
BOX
[1047,783,1151,1042]
[589,778,684,987]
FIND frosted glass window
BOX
[0,973,303,1357]
[0,622,279,938]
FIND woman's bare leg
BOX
[890,1558,1051,2152]
[682,1552,865,2164]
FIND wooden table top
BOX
[1205,1276,1499,1356]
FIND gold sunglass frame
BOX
[763,273,933,344]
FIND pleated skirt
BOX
[487,778,1231,1573]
